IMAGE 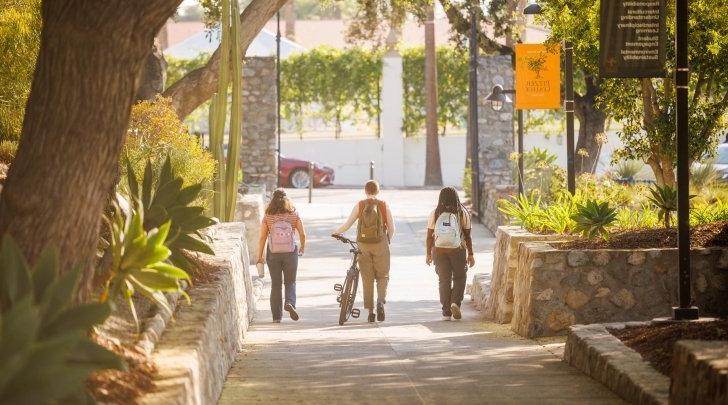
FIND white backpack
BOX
[269,220,296,253]
[434,212,462,248]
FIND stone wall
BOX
[512,241,728,338]
[671,340,728,404]
[234,192,265,263]
[481,226,571,324]
[140,222,260,405]
[481,185,517,235]
[241,57,278,191]
[477,55,516,220]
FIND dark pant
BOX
[433,248,467,314]
[268,248,298,320]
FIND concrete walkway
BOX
[219,189,622,404]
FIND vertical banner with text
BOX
[515,44,561,110]
[600,0,666,78]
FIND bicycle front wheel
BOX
[338,272,355,326]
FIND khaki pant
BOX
[358,238,390,309]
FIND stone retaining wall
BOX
[512,242,728,337]
[235,193,265,263]
[564,322,669,405]
[480,226,570,323]
[139,222,260,405]
[481,185,517,235]
[671,340,728,404]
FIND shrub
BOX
[538,192,578,234]
[571,200,617,240]
[612,159,643,181]
[690,199,728,226]
[647,184,684,228]
[615,204,660,229]
[497,193,545,233]
[462,163,472,201]
[513,147,565,202]
[0,236,123,403]
[124,157,215,270]
[691,160,719,193]
[0,140,18,164]
[122,96,215,206]
[99,194,191,329]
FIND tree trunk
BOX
[424,4,442,186]
[574,74,607,174]
[135,39,167,102]
[0,0,180,301]
[163,0,288,119]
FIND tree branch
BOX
[163,0,287,118]
[439,0,512,55]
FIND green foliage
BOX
[691,161,719,192]
[125,157,215,271]
[281,46,382,137]
[497,193,544,232]
[0,0,40,142]
[541,0,728,185]
[101,195,191,330]
[647,184,679,229]
[571,200,617,240]
[0,140,18,164]
[514,147,566,201]
[539,193,578,234]
[462,162,472,201]
[612,160,643,181]
[690,199,728,226]
[166,53,210,89]
[0,236,124,403]
[401,47,469,136]
[614,204,660,230]
[122,96,215,207]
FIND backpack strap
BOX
[377,200,388,231]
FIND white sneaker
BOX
[451,303,462,320]
[442,315,452,321]
[273,319,281,323]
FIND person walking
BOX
[333,180,395,323]
[258,189,306,323]
[425,187,475,320]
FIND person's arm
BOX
[385,202,396,241]
[425,211,434,265]
[334,204,359,235]
[295,217,306,255]
[257,220,269,264]
[462,212,475,267]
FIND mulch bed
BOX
[557,221,728,250]
[87,335,157,404]
[609,320,728,376]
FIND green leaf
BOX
[126,158,140,200]
[151,177,184,209]
[170,234,215,255]
[41,302,111,338]
[129,271,181,292]
[142,159,154,209]
[148,262,190,281]
[0,235,32,310]
[158,155,174,190]
[176,183,203,207]
[32,247,58,301]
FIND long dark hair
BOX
[266,189,295,215]
[434,187,467,220]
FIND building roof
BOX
[165,27,306,60]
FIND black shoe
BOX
[377,303,385,322]
[368,312,376,323]
[285,303,299,321]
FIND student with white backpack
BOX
[258,189,306,323]
[425,187,475,320]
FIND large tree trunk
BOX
[424,4,442,186]
[163,0,288,119]
[574,74,607,174]
[0,0,180,301]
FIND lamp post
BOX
[484,85,523,196]
[674,0,699,320]
[468,0,481,219]
[523,3,575,195]
[276,11,282,189]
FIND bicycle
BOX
[332,234,362,325]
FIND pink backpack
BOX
[268,220,296,253]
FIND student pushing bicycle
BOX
[333,180,395,323]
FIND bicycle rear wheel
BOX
[338,274,354,325]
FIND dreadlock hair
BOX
[434,187,466,221]
[266,188,296,215]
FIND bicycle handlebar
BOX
[331,234,354,244]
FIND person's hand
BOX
[467,254,475,268]
[299,247,305,256]
[426,254,432,266]
[257,256,265,265]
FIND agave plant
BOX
[0,236,124,403]
[646,184,696,228]
[612,160,643,182]
[691,161,719,193]
[497,192,545,232]
[126,156,215,270]
[571,200,617,240]
[101,194,191,329]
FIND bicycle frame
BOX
[332,234,362,324]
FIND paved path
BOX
[219,189,622,404]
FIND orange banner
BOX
[515,44,561,110]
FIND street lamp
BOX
[485,85,523,196]
[523,2,576,195]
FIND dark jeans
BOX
[268,248,298,320]
[433,248,467,314]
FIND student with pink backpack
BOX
[257,189,306,323]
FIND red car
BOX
[279,156,335,189]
